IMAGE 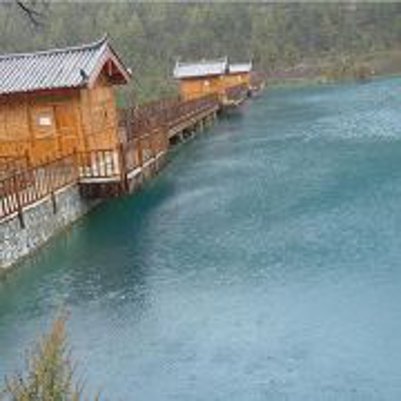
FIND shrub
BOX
[1,315,99,401]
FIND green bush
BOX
[1,316,99,401]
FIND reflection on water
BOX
[2,78,401,400]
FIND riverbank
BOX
[0,184,99,278]
[268,48,401,88]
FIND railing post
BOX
[138,138,144,167]
[162,123,169,151]
[73,147,80,182]
[118,142,129,194]
[50,190,58,214]
[151,130,157,159]
[13,173,25,229]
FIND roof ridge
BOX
[229,61,253,73]
[0,34,108,61]
[177,57,227,67]
[230,61,252,65]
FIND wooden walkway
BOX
[0,82,264,221]
[0,92,222,220]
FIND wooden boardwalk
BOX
[0,91,225,221]
[0,80,267,222]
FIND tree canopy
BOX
[2,2,401,100]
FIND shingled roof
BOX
[0,35,131,95]
[173,58,228,79]
[229,62,253,74]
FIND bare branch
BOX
[15,0,44,27]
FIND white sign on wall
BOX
[38,115,52,126]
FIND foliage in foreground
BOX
[1,316,98,401]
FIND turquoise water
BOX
[2,79,401,400]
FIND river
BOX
[2,78,401,400]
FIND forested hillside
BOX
[2,2,401,101]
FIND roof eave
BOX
[87,44,131,89]
[175,72,225,80]
[0,84,86,97]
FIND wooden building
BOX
[173,58,229,101]
[0,35,131,164]
[226,62,253,89]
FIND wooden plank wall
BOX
[224,72,251,89]
[80,74,119,151]
[0,90,82,164]
[179,73,251,102]
[0,71,120,165]
[179,75,226,100]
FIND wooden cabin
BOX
[173,58,229,101]
[0,35,131,164]
[226,62,253,89]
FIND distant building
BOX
[173,58,229,100]
[226,62,253,89]
[0,35,131,163]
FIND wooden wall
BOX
[0,71,120,164]
[224,72,251,89]
[80,74,119,151]
[0,90,81,163]
[179,73,251,101]
[179,75,225,100]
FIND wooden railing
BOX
[165,94,219,129]
[119,97,177,139]
[0,153,77,221]
[0,154,30,179]
[0,93,221,219]
[122,138,141,173]
[250,72,266,91]
[77,127,169,183]
[120,93,219,140]
[223,83,248,104]
[78,148,120,180]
